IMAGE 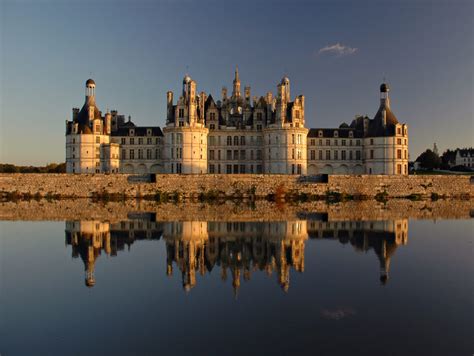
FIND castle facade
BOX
[66,69,408,175]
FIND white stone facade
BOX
[65,73,408,175]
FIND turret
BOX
[85,78,95,99]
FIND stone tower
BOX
[263,76,308,174]
[163,75,209,173]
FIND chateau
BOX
[66,69,409,175]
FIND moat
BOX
[0,201,472,355]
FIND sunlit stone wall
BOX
[0,173,472,199]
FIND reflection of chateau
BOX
[65,217,408,290]
[307,219,408,284]
[164,221,307,294]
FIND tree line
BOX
[0,163,66,173]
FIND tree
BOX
[415,149,441,170]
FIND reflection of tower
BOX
[65,219,163,287]
[163,221,208,292]
[306,218,408,285]
[65,221,111,288]
[378,219,408,285]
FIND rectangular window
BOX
[334,150,338,160]
[397,138,402,145]
[326,150,330,160]
[397,149,402,159]
[297,164,302,174]
[226,165,232,174]
[122,149,126,159]
[341,150,346,160]
[234,136,239,146]
[326,139,330,146]
[310,139,315,146]
[210,112,216,120]
[233,165,239,174]
[178,108,184,118]
[226,150,232,160]
[121,138,126,145]
[342,140,346,146]
[96,136,100,143]
[292,164,295,174]
[147,138,152,145]
[240,136,245,145]
[256,150,262,160]
[234,150,239,160]
[156,149,160,159]
[240,165,245,174]
[147,149,152,159]
[319,150,323,160]
[292,149,295,159]
[397,164,402,174]
[227,136,232,146]
[138,149,143,159]
[218,150,221,160]
[356,150,361,160]
[292,134,295,144]
[209,164,215,173]
[349,150,353,160]
[370,150,374,159]
[138,138,143,145]
[130,138,135,145]
[209,150,215,160]
[130,149,135,159]
[310,150,315,160]
[240,150,246,160]
[356,139,360,145]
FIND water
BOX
[0,202,473,355]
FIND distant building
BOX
[454,148,474,168]
[65,71,409,175]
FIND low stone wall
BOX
[1,199,472,222]
[0,173,472,200]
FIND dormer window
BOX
[210,112,216,120]
[334,131,339,137]
[147,129,152,136]
[178,108,184,118]
[130,129,134,136]
[318,130,323,137]
[349,131,354,138]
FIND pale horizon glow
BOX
[0,0,473,165]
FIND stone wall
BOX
[0,173,472,199]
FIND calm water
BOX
[1,211,473,355]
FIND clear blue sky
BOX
[1,0,472,165]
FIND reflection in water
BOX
[65,216,408,292]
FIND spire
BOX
[232,66,241,98]
[234,65,239,83]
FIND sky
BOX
[0,0,473,165]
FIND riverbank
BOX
[0,173,472,202]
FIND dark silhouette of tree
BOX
[415,149,441,170]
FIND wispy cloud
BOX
[317,43,358,57]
